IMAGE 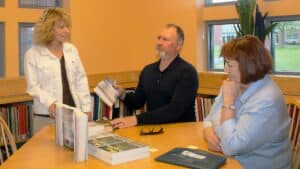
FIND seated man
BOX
[111,24,199,128]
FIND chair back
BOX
[0,116,17,164]
[287,98,300,169]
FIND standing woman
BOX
[24,8,91,134]
[203,35,292,169]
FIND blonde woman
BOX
[24,8,91,134]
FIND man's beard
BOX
[156,50,168,60]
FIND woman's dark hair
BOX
[220,35,272,84]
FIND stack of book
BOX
[88,134,150,165]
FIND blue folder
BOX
[155,147,226,169]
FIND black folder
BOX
[155,147,226,169]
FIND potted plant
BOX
[234,0,277,43]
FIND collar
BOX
[238,75,271,104]
[36,42,72,58]
[155,54,181,72]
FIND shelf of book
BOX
[91,92,145,122]
[195,94,216,122]
[1,71,300,145]
[1,71,300,105]
[0,102,33,143]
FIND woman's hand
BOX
[84,112,92,121]
[222,79,240,105]
[203,127,222,152]
[48,103,56,118]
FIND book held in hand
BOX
[88,134,150,165]
[94,79,119,107]
[155,147,226,169]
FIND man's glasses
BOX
[140,127,164,135]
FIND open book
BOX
[94,79,119,107]
[55,103,88,162]
[88,134,150,165]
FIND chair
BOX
[287,98,300,169]
[292,136,300,169]
[0,116,17,164]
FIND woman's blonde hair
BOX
[33,8,71,45]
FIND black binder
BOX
[155,147,226,169]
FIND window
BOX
[0,0,4,6]
[205,0,236,5]
[207,21,238,70]
[19,23,34,76]
[19,0,61,8]
[271,16,300,74]
[0,23,3,77]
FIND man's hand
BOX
[112,81,126,100]
[111,116,137,129]
[203,127,222,152]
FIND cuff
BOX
[203,121,213,128]
[81,103,92,112]
[45,97,57,109]
[221,118,235,139]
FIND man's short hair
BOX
[166,24,184,44]
[220,35,272,84]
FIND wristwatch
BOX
[222,104,236,111]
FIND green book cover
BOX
[156,147,226,169]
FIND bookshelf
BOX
[1,71,300,139]
[0,78,33,143]
[2,72,300,105]
[0,102,33,143]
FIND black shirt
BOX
[124,56,199,124]
[60,56,76,107]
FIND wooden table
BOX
[1,122,242,169]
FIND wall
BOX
[68,0,300,73]
[70,0,198,74]
[0,0,300,77]
[0,0,43,77]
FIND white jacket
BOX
[24,43,91,115]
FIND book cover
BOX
[55,103,88,162]
[88,134,150,165]
[156,147,226,169]
[94,79,119,107]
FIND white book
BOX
[88,121,113,138]
[55,103,88,162]
[94,79,119,107]
[88,134,150,165]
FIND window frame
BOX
[269,15,300,75]
[205,0,236,6]
[19,22,34,76]
[0,22,4,77]
[206,19,239,71]
[19,0,61,8]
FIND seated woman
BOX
[203,35,292,169]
